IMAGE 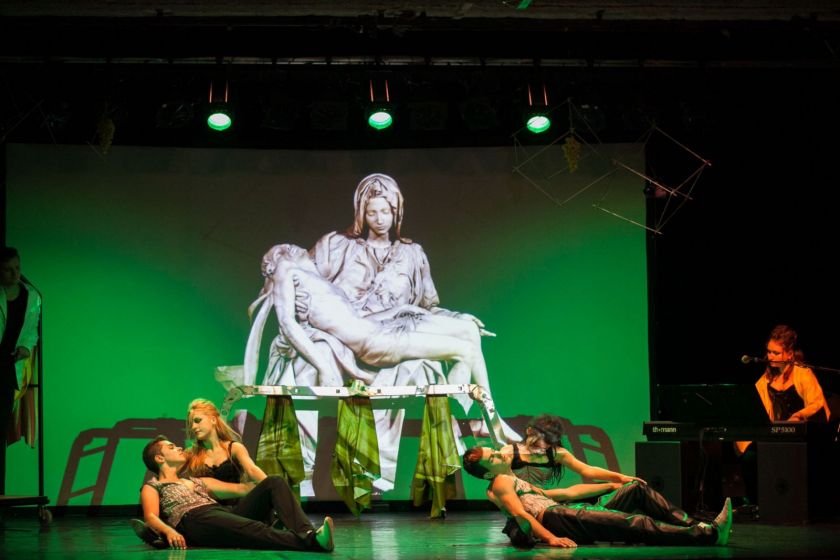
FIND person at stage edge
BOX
[735,324,830,506]
[462,446,732,548]
[139,435,334,551]
[0,247,42,496]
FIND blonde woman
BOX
[183,398,267,486]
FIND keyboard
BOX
[642,421,810,441]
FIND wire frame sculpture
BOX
[513,99,710,234]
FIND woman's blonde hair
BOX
[183,398,242,475]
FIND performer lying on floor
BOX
[252,243,497,401]
[462,446,732,548]
[138,436,334,551]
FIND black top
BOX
[768,385,803,421]
[189,441,243,505]
[1,285,29,385]
[1,285,28,354]
[768,384,826,423]
[510,443,564,488]
[190,442,242,483]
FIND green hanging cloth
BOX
[410,395,461,518]
[331,383,381,516]
[256,395,306,498]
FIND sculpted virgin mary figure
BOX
[245,173,518,493]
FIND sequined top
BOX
[511,476,558,518]
[145,477,217,528]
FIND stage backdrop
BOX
[5,142,648,505]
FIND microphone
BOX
[741,355,768,364]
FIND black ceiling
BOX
[2,1,839,149]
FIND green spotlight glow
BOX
[368,110,393,130]
[526,114,551,134]
[207,111,232,131]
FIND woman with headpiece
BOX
[310,173,441,318]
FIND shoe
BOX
[315,516,334,552]
[131,518,167,549]
[713,498,733,546]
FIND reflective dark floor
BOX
[2,509,840,560]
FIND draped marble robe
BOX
[257,232,471,493]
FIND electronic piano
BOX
[643,420,812,441]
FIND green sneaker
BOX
[714,498,733,546]
[315,516,334,552]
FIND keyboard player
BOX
[735,325,831,508]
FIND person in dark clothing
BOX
[0,247,41,495]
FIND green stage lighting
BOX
[525,82,552,134]
[207,107,232,131]
[367,106,393,130]
[367,78,394,130]
[206,79,233,132]
[526,113,551,134]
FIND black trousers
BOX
[0,363,17,495]
[597,480,696,526]
[176,476,319,550]
[541,482,716,546]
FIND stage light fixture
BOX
[367,79,393,130]
[525,83,551,134]
[206,79,233,131]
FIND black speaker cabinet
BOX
[635,442,685,507]
[757,442,808,523]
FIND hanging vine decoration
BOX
[562,134,581,172]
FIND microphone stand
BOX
[20,275,47,516]
[794,361,840,444]
[794,361,840,375]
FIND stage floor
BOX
[2,510,839,559]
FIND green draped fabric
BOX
[256,396,305,498]
[331,390,381,516]
[410,395,461,518]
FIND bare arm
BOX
[140,484,186,549]
[199,477,256,500]
[542,482,621,502]
[492,475,577,548]
[559,447,645,484]
[230,442,267,483]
